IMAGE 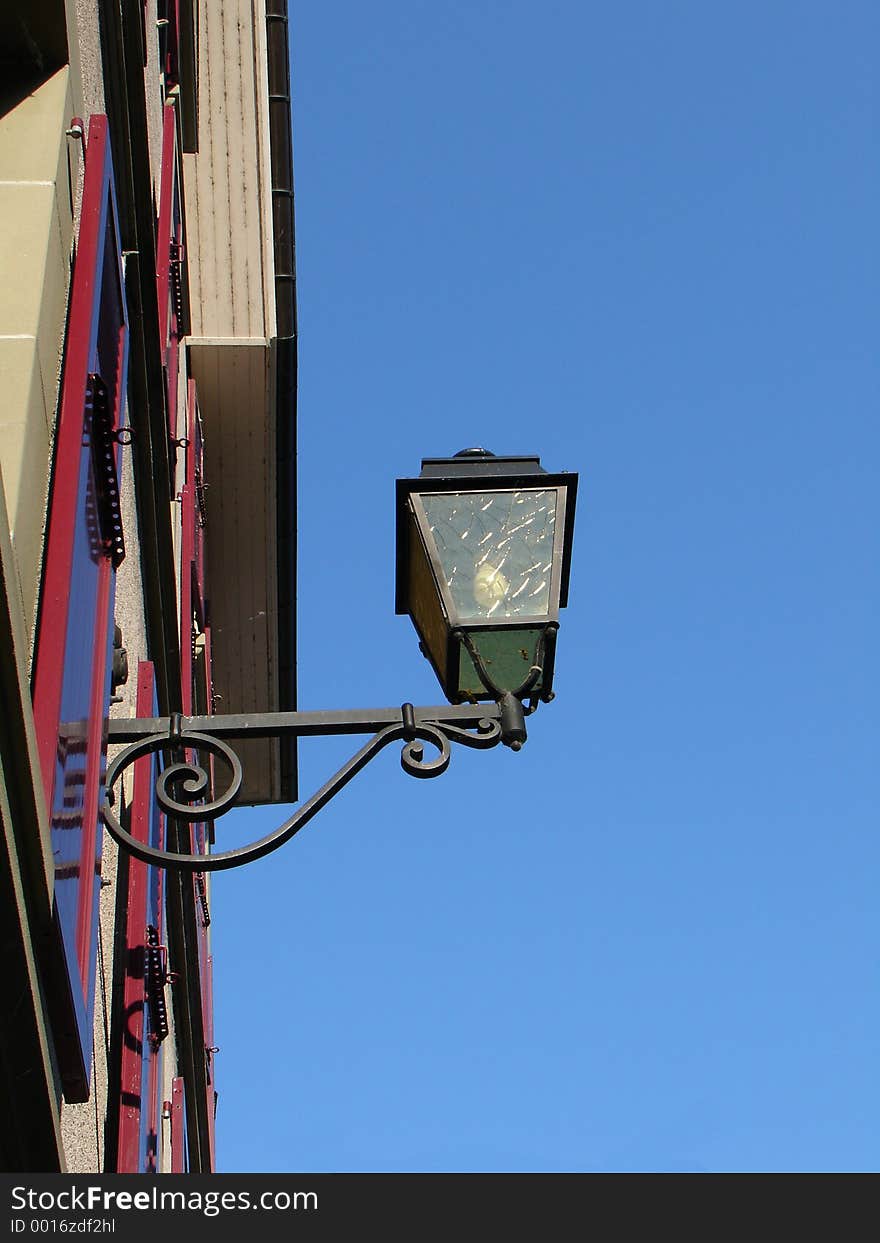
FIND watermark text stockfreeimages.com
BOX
[10,1185,317,1220]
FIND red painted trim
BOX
[186,378,197,492]
[180,379,197,716]
[33,115,112,811]
[202,623,213,711]
[156,817,165,935]
[170,1077,185,1173]
[155,101,177,356]
[204,951,216,1170]
[202,622,215,805]
[188,381,206,618]
[163,0,182,89]
[179,486,194,717]
[187,378,197,434]
[116,663,156,1173]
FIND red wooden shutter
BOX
[156,100,184,444]
[32,114,129,1097]
[116,663,168,1173]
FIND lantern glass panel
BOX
[420,488,559,623]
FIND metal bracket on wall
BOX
[66,117,87,162]
[101,702,506,872]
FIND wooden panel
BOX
[182,0,274,340]
[189,341,279,802]
[116,662,166,1174]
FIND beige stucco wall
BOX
[69,0,106,120]
[0,468,65,1169]
[2,0,277,1173]
[0,66,79,651]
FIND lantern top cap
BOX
[417,452,548,480]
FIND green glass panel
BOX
[457,628,546,697]
[421,488,558,623]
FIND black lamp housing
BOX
[396,450,578,705]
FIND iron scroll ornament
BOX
[101,704,504,873]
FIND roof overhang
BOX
[189,338,295,804]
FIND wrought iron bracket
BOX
[102,702,507,873]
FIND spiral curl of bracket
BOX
[441,717,502,749]
[102,729,250,871]
[400,716,502,778]
[105,730,243,822]
[400,724,451,778]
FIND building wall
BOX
[0,66,78,651]
[0,0,295,1173]
[0,466,64,1170]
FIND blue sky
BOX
[211,2,878,1172]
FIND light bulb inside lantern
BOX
[473,562,509,610]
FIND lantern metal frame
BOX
[395,452,578,705]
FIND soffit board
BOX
[183,0,275,341]
[189,339,279,805]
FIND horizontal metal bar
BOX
[105,702,501,743]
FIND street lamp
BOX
[101,450,578,871]
[396,448,577,748]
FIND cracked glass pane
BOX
[421,488,558,621]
